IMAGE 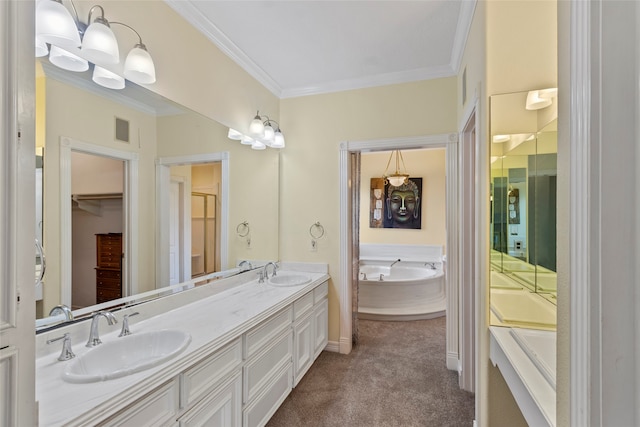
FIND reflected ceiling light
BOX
[492,134,511,143]
[35,0,156,88]
[228,111,286,150]
[49,45,88,72]
[526,87,558,110]
[382,150,410,187]
[92,65,125,89]
[36,0,81,48]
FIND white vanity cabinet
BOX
[42,277,330,427]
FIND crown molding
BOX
[164,0,284,98]
[450,0,477,74]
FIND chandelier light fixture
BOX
[227,111,286,150]
[35,0,156,89]
[382,150,410,187]
[525,87,558,110]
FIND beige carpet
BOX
[267,317,475,427]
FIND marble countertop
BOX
[36,269,329,427]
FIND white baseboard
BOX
[447,352,459,371]
[324,340,341,353]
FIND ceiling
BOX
[165,0,476,99]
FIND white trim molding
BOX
[339,133,458,356]
[156,152,230,288]
[59,137,139,304]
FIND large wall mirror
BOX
[35,59,280,329]
[489,89,557,331]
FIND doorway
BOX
[338,134,459,355]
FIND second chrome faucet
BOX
[86,311,118,347]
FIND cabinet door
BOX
[179,371,241,427]
[313,299,329,359]
[293,312,313,386]
[98,379,179,427]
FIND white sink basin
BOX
[62,329,191,383]
[268,273,311,287]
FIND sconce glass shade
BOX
[241,136,254,145]
[387,175,409,187]
[263,124,275,141]
[36,0,81,48]
[81,19,120,65]
[492,134,511,143]
[92,66,125,90]
[124,44,156,84]
[228,128,244,140]
[525,90,552,110]
[49,46,89,72]
[36,37,49,57]
[271,131,285,148]
[249,114,265,138]
[251,140,266,150]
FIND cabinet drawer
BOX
[97,269,121,279]
[178,371,241,427]
[181,338,242,408]
[244,306,292,359]
[98,379,179,427]
[293,291,314,320]
[313,281,328,303]
[97,288,121,302]
[97,278,121,289]
[243,330,292,404]
[242,362,292,427]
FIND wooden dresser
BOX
[95,233,122,304]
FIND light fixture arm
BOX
[110,21,146,47]
[87,5,109,26]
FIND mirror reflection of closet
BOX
[191,193,216,277]
[71,152,124,309]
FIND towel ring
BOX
[236,221,250,237]
[309,221,325,240]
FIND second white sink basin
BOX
[62,329,191,383]
[268,273,311,287]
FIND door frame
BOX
[338,133,459,355]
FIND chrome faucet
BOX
[47,333,75,361]
[239,260,253,272]
[49,304,74,321]
[118,312,140,337]
[263,262,278,280]
[86,311,117,347]
[425,262,437,270]
[390,258,401,267]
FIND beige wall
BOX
[280,77,457,345]
[42,78,158,315]
[359,149,446,247]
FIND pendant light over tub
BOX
[382,150,410,187]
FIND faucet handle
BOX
[119,312,140,337]
[47,333,75,361]
[257,270,265,283]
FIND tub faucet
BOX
[360,272,368,281]
[239,260,252,272]
[86,311,117,347]
[390,258,401,267]
[379,274,385,281]
[425,262,436,270]
[263,262,278,280]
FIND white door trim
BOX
[59,137,139,304]
[156,152,229,287]
[339,133,458,355]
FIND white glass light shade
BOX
[251,140,266,150]
[241,136,254,145]
[124,45,156,84]
[263,124,275,141]
[492,134,511,143]
[249,115,265,138]
[92,66,125,90]
[36,0,81,48]
[49,46,89,72]
[82,21,120,65]
[228,128,243,140]
[387,175,407,187]
[272,131,285,148]
[525,90,552,110]
[36,37,49,57]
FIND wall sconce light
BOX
[35,0,156,89]
[382,150,410,187]
[227,111,285,150]
[525,87,558,110]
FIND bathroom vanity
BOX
[35,264,329,427]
